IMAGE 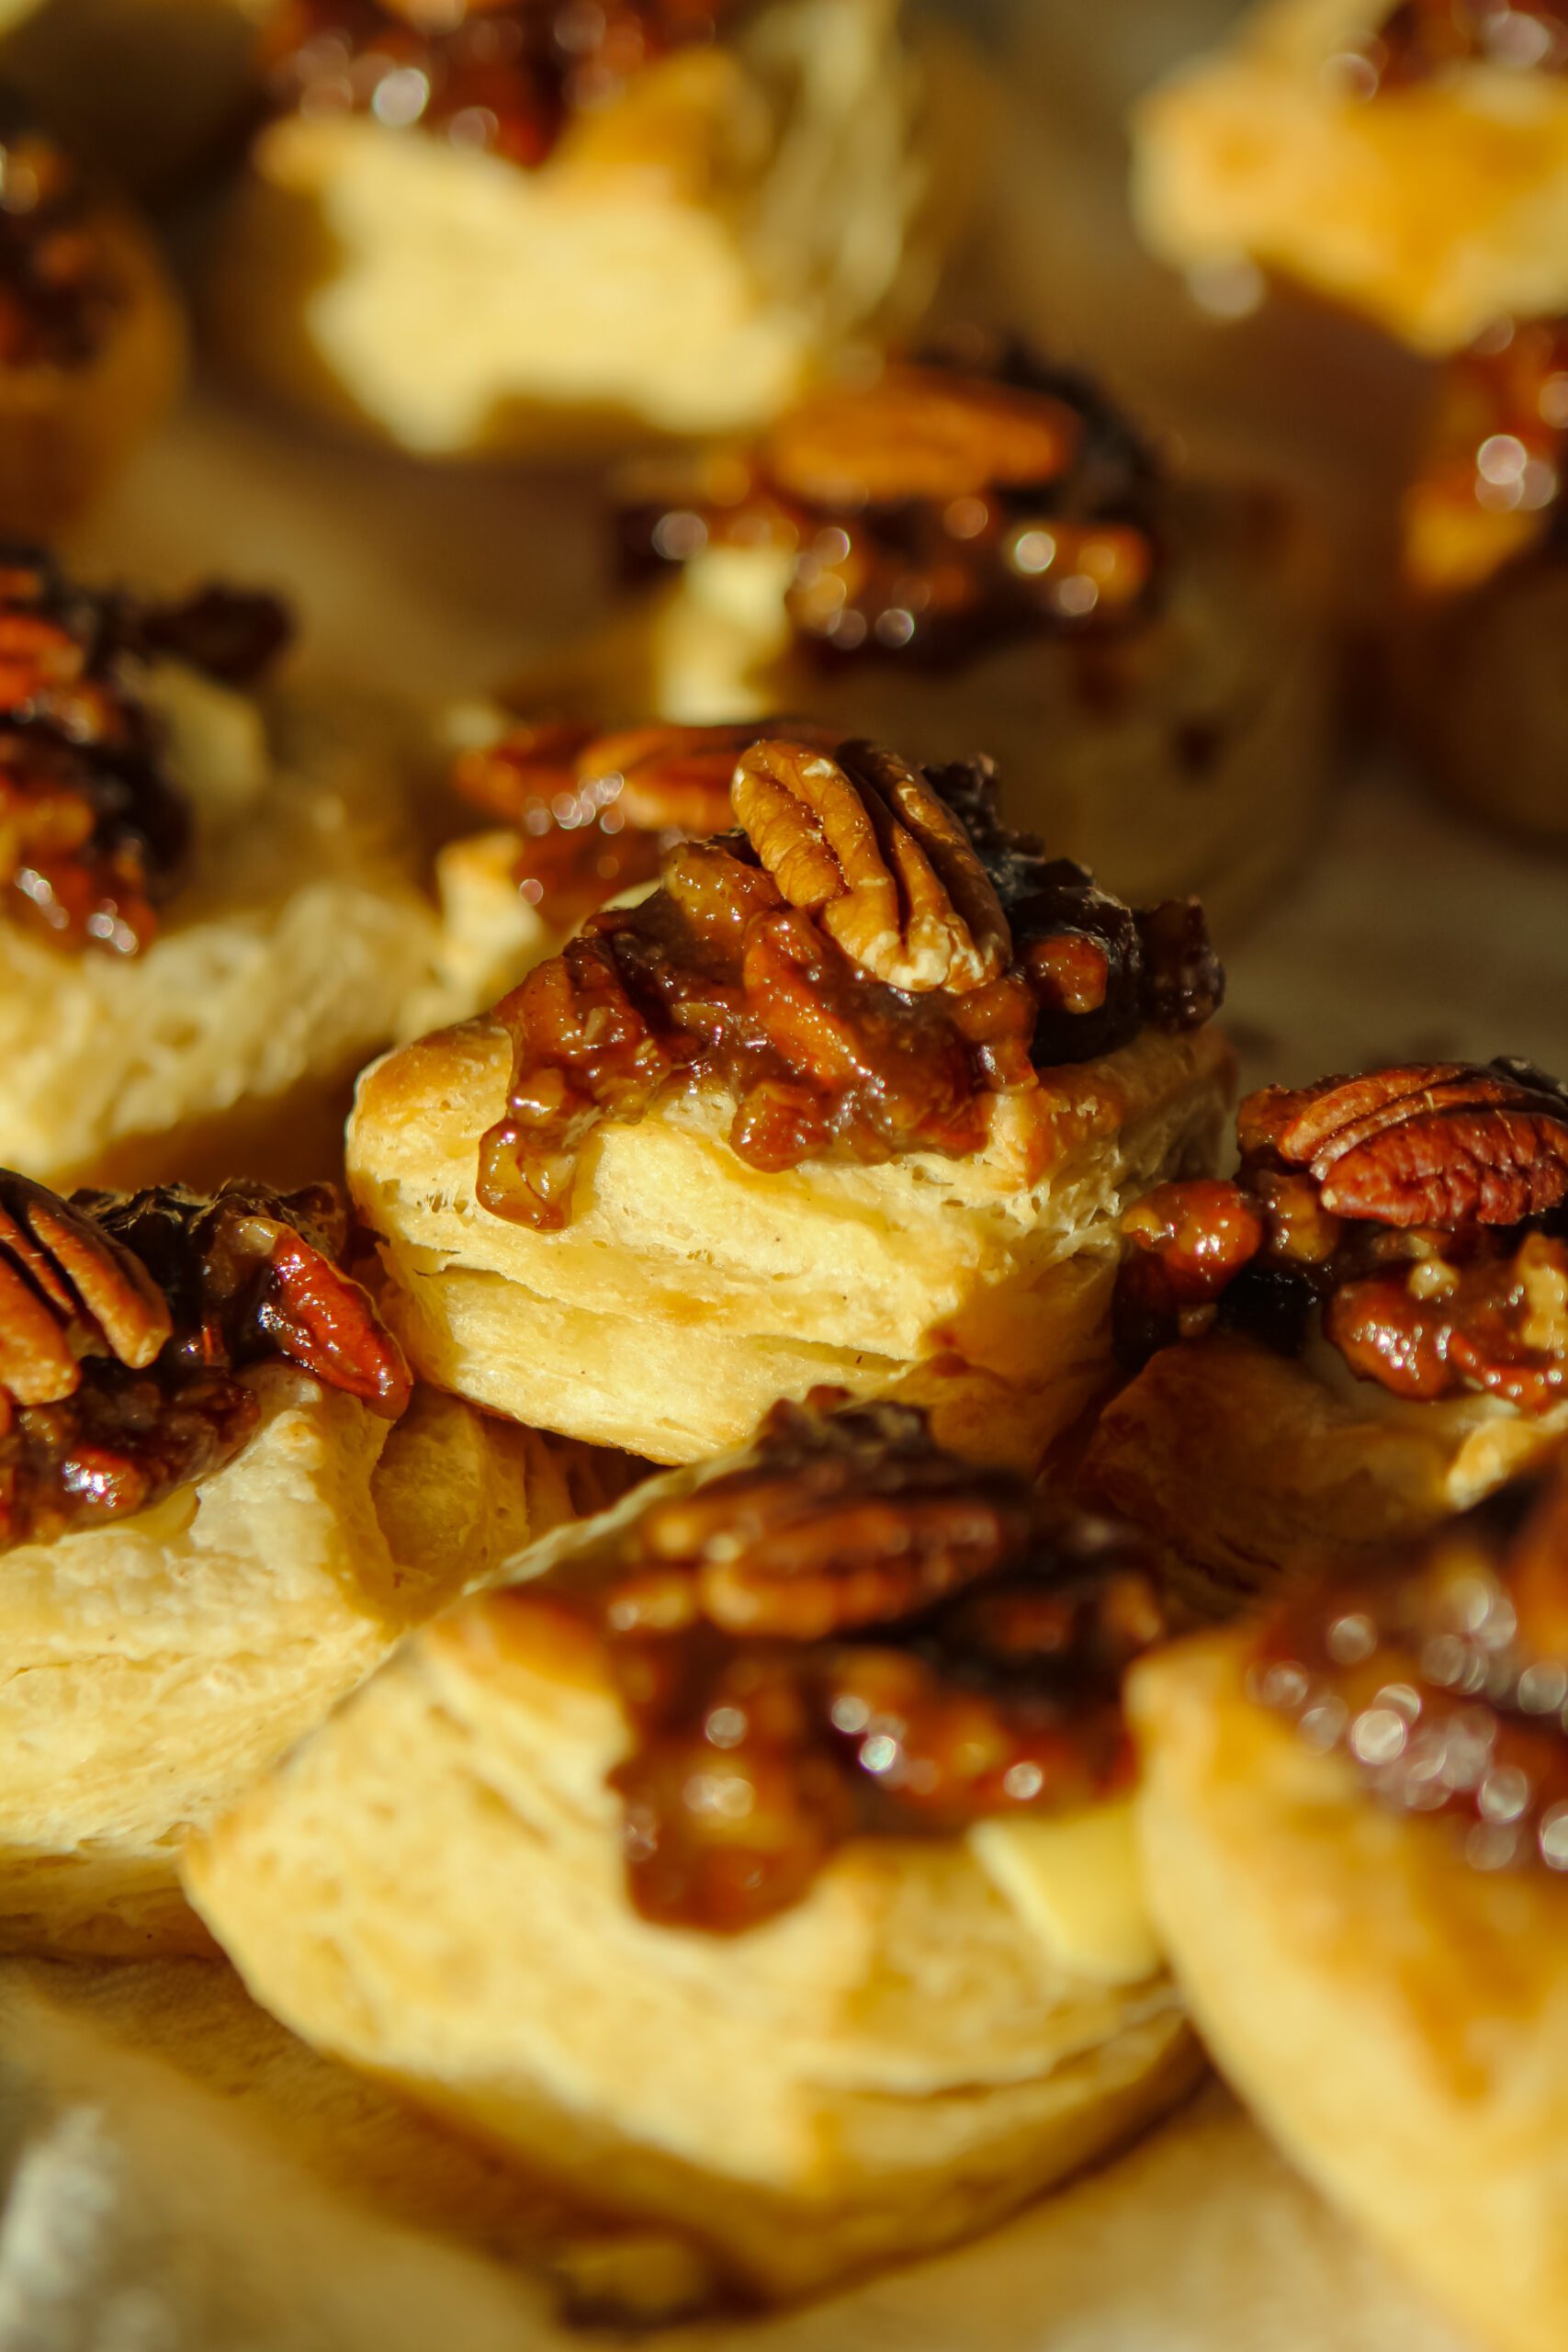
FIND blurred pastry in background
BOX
[1132,0,1568,358]
[525,333,1330,933]
[209,0,943,458]
[0,548,448,1188]
[0,102,183,536]
[1132,1446,1568,2352]
[1396,314,1568,840]
[187,1393,1201,2301]
[0,1168,576,1956]
[349,732,1233,1470]
[1083,1057,1568,1620]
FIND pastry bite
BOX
[0,106,183,537]
[0,547,451,1187]
[1395,313,1568,839]
[1131,1446,1568,2352]
[1132,0,1568,358]
[536,334,1328,930]
[1083,1057,1568,1618]
[186,1393,1202,2301]
[209,0,931,458]
[348,734,1235,1470]
[0,1164,576,1957]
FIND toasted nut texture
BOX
[0,1170,170,1405]
[731,737,1011,991]
[761,365,1077,507]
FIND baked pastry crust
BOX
[0,1370,560,1958]
[209,0,933,456]
[1084,1329,1568,1618]
[186,1432,1201,2301]
[1130,1570,1568,2352]
[349,1011,1233,1467]
[1133,0,1568,354]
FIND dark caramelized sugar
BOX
[618,339,1165,672]
[0,550,291,956]
[1356,0,1568,89]
[0,1175,409,1550]
[478,750,1221,1228]
[262,0,743,171]
[1251,1459,1568,1872]
[1116,1058,1568,1411]
[527,1396,1164,1931]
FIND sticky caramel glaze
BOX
[0,1176,409,1550]
[477,747,1223,1229]
[454,719,824,932]
[1250,1452,1568,1871]
[1355,0,1568,91]
[1117,1059,1568,1412]
[1404,318,1568,594]
[499,1396,1166,1932]
[0,549,290,956]
[617,338,1164,673]
[260,0,744,172]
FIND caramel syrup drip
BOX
[515,1396,1165,1932]
[261,0,743,171]
[1250,1459,1568,1874]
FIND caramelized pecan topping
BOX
[618,336,1164,671]
[477,738,1222,1228]
[509,1395,1164,1931]
[0,550,291,956]
[1117,1057,1568,1412]
[1249,1451,1568,1873]
[0,1172,409,1549]
[261,0,745,171]
[0,109,124,370]
[454,718,829,931]
[1346,0,1568,94]
[1404,318,1568,596]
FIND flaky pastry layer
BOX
[1133,0,1568,353]
[186,1481,1199,2299]
[347,1014,1233,1467]
[1131,1627,1568,2352]
[0,1370,557,1957]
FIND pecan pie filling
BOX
[0,550,290,956]
[1117,1059,1568,1412]
[1348,0,1568,93]
[261,0,745,171]
[1249,1452,1568,1872]
[0,117,125,370]
[618,341,1164,672]
[477,736,1223,1229]
[1404,318,1568,594]
[504,1395,1165,1931]
[454,718,826,931]
[0,1170,410,1550]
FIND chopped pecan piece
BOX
[0,1172,408,1549]
[518,1396,1162,1931]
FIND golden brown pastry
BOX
[1132,1445,1568,2352]
[1082,1057,1568,1618]
[0,107,183,535]
[0,1164,594,1957]
[1133,0,1568,357]
[518,334,1329,932]
[0,548,465,1187]
[348,733,1235,1471]
[186,1392,1202,2301]
[209,0,938,457]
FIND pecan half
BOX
[761,367,1077,508]
[731,737,1010,992]
[0,1171,170,1408]
[1248,1060,1568,1229]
